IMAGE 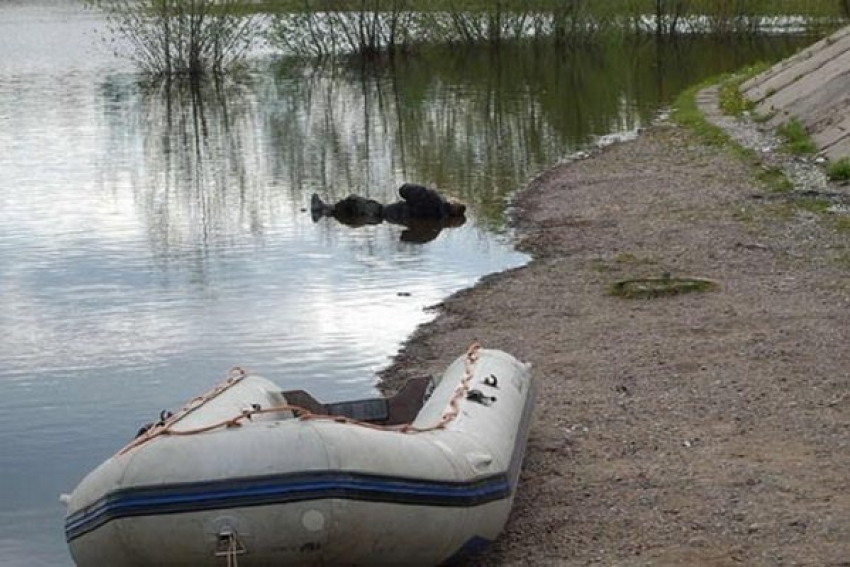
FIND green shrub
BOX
[87,0,258,80]
[672,82,731,147]
[757,167,794,193]
[718,63,767,116]
[777,118,817,155]
[719,80,755,116]
[827,157,850,181]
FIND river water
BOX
[0,1,814,564]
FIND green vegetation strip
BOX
[718,63,768,117]
[757,167,794,193]
[609,275,719,299]
[673,64,768,144]
[672,80,733,147]
[827,158,850,181]
[777,118,817,155]
[672,66,805,198]
[672,74,758,167]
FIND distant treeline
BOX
[264,0,850,57]
[88,0,849,79]
[257,0,850,21]
[259,0,849,16]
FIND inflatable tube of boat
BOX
[64,347,535,566]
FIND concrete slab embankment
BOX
[742,24,850,160]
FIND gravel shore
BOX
[381,89,850,565]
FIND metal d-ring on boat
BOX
[63,344,535,566]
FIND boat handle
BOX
[466,389,497,406]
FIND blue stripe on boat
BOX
[66,372,536,543]
[65,471,511,541]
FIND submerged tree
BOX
[88,0,258,81]
[268,0,416,59]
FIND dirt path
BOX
[382,92,850,565]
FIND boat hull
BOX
[65,349,534,566]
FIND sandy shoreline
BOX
[381,91,850,565]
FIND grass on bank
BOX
[671,80,734,147]
[676,70,850,241]
[671,67,766,161]
[757,166,795,193]
[827,157,850,181]
[777,118,817,154]
[717,63,769,116]
[673,66,821,196]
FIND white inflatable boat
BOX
[64,345,534,566]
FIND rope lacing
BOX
[119,342,482,456]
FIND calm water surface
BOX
[0,2,814,564]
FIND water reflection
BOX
[314,212,466,244]
[264,35,812,228]
[88,61,527,402]
[137,80,266,278]
[107,35,814,255]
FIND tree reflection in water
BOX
[102,77,270,283]
[100,35,814,269]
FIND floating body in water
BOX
[311,184,467,243]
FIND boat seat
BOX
[281,376,432,426]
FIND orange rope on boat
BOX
[398,340,480,433]
[118,366,249,455]
[118,341,482,455]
